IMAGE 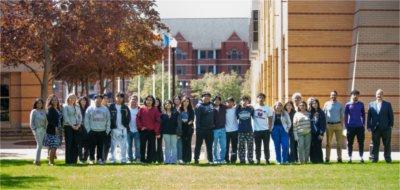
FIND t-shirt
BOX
[129,107,139,133]
[115,105,124,129]
[225,107,238,132]
[252,104,273,131]
[236,105,254,133]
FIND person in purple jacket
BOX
[344,90,366,163]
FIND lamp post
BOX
[170,37,178,98]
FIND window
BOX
[228,65,242,74]
[207,50,214,59]
[176,66,186,75]
[228,49,241,60]
[252,10,259,42]
[1,73,10,122]
[176,48,187,60]
[198,65,215,75]
[200,50,207,59]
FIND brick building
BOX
[161,18,251,96]
[250,0,399,150]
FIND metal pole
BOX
[351,30,360,91]
[152,65,156,97]
[168,46,171,100]
[172,47,176,97]
[161,56,165,103]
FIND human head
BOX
[129,94,139,108]
[330,90,338,101]
[145,95,155,107]
[284,100,294,113]
[213,95,222,106]
[201,92,211,104]
[163,100,173,111]
[291,92,302,106]
[115,92,125,105]
[274,101,284,113]
[375,89,383,101]
[350,90,360,102]
[46,94,61,110]
[298,101,307,112]
[257,93,266,105]
[66,93,77,105]
[226,97,235,108]
[94,94,104,107]
[241,95,251,106]
[33,98,45,110]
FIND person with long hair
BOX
[30,98,48,166]
[310,99,326,163]
[44,94,63,166]
[63,93,83,165]
[137,95,161,163]
[293,101,311,164]
[127,95,141,163]
[173,95,183,164]
[284,101,297,163]
[179,96,195,164]
[77,96,90,164]
[161,100,180,164]
[154,97,163,163]
[271,101,292,164]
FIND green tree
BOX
[241,70,251,97]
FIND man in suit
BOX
[367,89,394,163]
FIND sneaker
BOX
[178,160,184,164]
[88,160,94,165]
[109,160,116,164]
[256,160,260,165]
[249,160,254,165]
[97,159,104,165]
[240,161,246,164]
[266,160,270,165]
[337,159,342,163]
[220,161,226,164]
[208,161,214,165]
[360,159,364,163]
[194,160,199,165]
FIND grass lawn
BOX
[0,160,399,190]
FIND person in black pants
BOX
[154,97,163,163]
[284,101,297,163]
[178,96,195,164]
[63,94,83,165]
[367,89,394,163]
[309,99,326,163]
[101,94,112,162]
[225,97,238,164]
[77,96,90,163]
[194,92,215,164]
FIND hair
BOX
[180,96,194,113]
[154,97,162,113]
[331,90,338,95]
[273,101,284,112]
[115,92,125,104]
[226,97,235,103]
[257,93,266,99]
[241,95,251,102]
[129,94,138,101]
[284,100,295,113]
[78,96,89,111]
[291,92,302,101]
[306,97,316,111]
[173,95,182,108]
[350,90,360,95]
[66,93,77,106]
[163,100,174,111]
[310,99,321,114]
[46,94,61,110]
[297,101,307,112]
[32,98,45,110]
[213,95,222,102]
[145,95,156,107]
[102,93,109,99]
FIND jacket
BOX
[136,106,161,135]
[367,100,394,131]
[271,111,292,133]
[195,102,215,131]
[109,103,131,130]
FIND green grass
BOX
[0,160,399,189]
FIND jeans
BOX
[140,130,156,163]
[225,131,238,163]
[32,127,46,163]
[297,132,311,164]
[64,125,79,164]
[238,132,254,163]
[254,130,271,162]
[177,138,182,161]
[325,123,343,161]
[371,127,392,162]
[127,131,141,161]
[194,130,213,162]
[164,134,178,164]
[347,127,365,158]
[110,128,128,163]
[271,126,289,163]
[213,128,227,162]
[89,131,106,161]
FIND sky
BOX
[155,0,252,18]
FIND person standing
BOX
[109,92,131,164]
[292,92,302,112]
[236,95,255,164]
[212,95,227,164]
[44,94,63,166]
[368,89,394,163]
[271,101,292,164]
[101,94,112,162]
[63,94,82,165]
[194,92,215,164]
[293,101,311,164]
[345,90,366,163]
[323,90,344,163]
[284,101,297,163]
[309,99,326,163]
[30,98,48,166]
[127,95,141,163]
[77,96,90,164]
[85,94,111,165]
[154,97,164,164]
[173,95,183,164]
[137,95,161,163]
[225,97,239,164]
[161,100,180,164]
[179,96,195,164]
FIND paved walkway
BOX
[1,140,399,162]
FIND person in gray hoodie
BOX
[30,98,48,166]
[85,94,111,165]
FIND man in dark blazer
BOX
[367,89,394,163]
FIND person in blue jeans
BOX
[161,100,181,164]
[271,101,292,164]
[127,95,141,162]
[212,96,227,164]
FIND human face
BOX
[299,102,306,112]
[164,102,172,111]
[202,95,211,103]
[376,90,383,101]
[146,97,153,107]
[174,98,181,107]
[68,95,77,105]
[285,103,292,112]
[226,100,235,108]
[330,92,337,101]
[241,99,249,107]
[51,97,59,107]
[275,102,283,112]
[80,99,87,107]
[115,96,123,105]
[351,94,359,102]
[257,96,265,105]
[130,96,138,108]
[182,99,190,109]
[155,99,160,107]
[37,101,43,109]
[214,98,221,106]
[294,95,301,105]
[312,101,319,110]
[101,97,109,106]
[95,97,102,106]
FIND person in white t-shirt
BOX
[224,97,239,164]
[252,93,273,164]
[127,95,141,163]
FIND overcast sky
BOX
[155,0,251,18]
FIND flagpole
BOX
[351,29,360,91]
[137,76,141,104]
[168,45,171,100]
[152,65,156,97]
[161,56,165,103]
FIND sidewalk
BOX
[1,140,399,161]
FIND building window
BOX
[207,50,214,59]
[252,10,259,42]
[176,66,186,75]
[1,73,10,122]
[198,65,215,75]
[200,50,207,59]
[228,65,242,74]
[176,48,187,60]
[228,49,241,60]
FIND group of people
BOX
[29,88,394,166]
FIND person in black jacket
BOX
[194,92,215,164]
[109,92,131,164]
[43,94,63,166]
[310,99,326,163]
[179,96,195,164]
[161,100,181,164]
[212,95,227,164]
[77,96,90,164]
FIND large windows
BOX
[176,66,186,75]
[176,48,187,60]
[1,73,10,122]
[228,49,242,60]
[199,50,215,59]
[228,65,242,74]
[198,65,215,75]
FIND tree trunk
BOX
[74,82,78,96]
[111,75,116,100]
[41,40,51,100]
[85,78,90,97]
[99,70,104,94]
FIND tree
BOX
[241,70,251,97]
[190,72,244,102]
[1,0,61,99]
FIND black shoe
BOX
[360,159,364,163]
[386,160,392,164]
[337,159,342,163]
[240,161,246,164]
[194,160,199,165]
[256,160,260,165]
[372,160,378,163]
[266,160,270,165]
[348,159,352,163]
[249,160,255,165]
[325,159,330,163]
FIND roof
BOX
[161,18,250,49]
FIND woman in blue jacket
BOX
[310,99,326,163]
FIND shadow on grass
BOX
[0,174,57,189]
[0,160,34,167]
